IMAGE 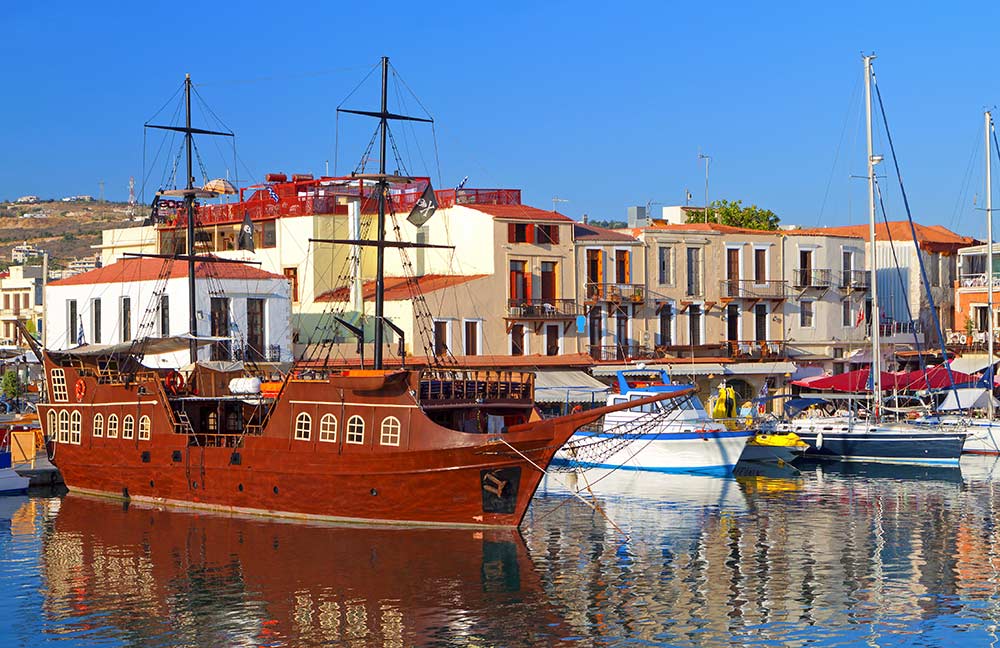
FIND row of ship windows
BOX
[48,410,150,444]
[292,413,401,447]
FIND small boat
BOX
[739,431,807,464]
[0,449,29,495]
[554,369,752,475]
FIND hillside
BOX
[0,201,135,269]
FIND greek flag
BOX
[266,186,280,203]
[77,315,86,346]
[455,176,468,191]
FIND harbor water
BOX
[4,457,1000,646]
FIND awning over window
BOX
[534,370,610,404]
[724,362,796,376]
[950,354,999,375]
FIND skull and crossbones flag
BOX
[238,210,255,252]
[407,183,438,227]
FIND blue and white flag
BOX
[455,176,468,191]
[77,316,86,346]
[266,186,280,203]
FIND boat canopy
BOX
[938,388,999,411]
[533,370,609,404]
[55,334,228,358]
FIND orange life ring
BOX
[164,370,184,394]
[74,379,86,402]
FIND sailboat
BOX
[772,54,966,465]
[32,59,694,528]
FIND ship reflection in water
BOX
[9,455,1000,646]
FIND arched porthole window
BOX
[138,415,151,441]
[70,411,82,444]
[319,414,337,442]
[346,415,365,445]
[58,410,69,444]
[107,414,119,439]
[93,413,104,438]
[122,415,135,440]
[380,416,401,446]
[294,412,311,441]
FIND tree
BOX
[686,199,780,230]
[1,370,21,400]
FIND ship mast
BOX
[865,54,882,421]
[987,110,995,420]
[185,74,197,365]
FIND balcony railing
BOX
[839,270,871,289]
[727,340,787,360]
[959,272,1000,288]
[506,298,581,319]
[793,268,833,288]
[585,283,646,304]
[588,344,654,362]
[719,280,789,299]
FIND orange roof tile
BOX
[637,221,781,236]
[48,257,284,286]
[317,274,489,302]
[462,203,574,223]
[788,221,977,252]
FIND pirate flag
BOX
[407,183,438,227]
[238,210,255,252]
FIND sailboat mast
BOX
[373,56,389,370]
[865,54,882,419]
[987,110,995,420]
[185,73,198,365]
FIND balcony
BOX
[793,268,833,289]
[588,344,654,362]
[719,280,788,300]
[506,298,581,319]
[585,283,646,304]
[727,340,787,360]
[959,272,1000,289]
[839,270,871,289]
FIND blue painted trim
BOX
[573,430,753,441]
[551,457,735,476]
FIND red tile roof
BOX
[317,274,489,302]
[48,257,285,286]
[462,203,574,223]
[574,222,639,242]
[789,221,977,251]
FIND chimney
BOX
[582,213,588,224]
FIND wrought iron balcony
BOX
[585,283,646,304]
[839,270,871,289]
[792,268,833,289]
[506,298,581,319]
[727,339,787,360]
[719,280,789,300]
[588,344,654,362]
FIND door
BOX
[726,248,740,296]
[509,261,528,304]
[589,306,603,357]
[689,305,702,345]
[545,324,559,356]
[586,250,602,297]
[210,297,230,361]
[755,304,768,342]
[511,324,525,356]
[540,261,557,301]
[615,307,629,359]
[246,298,265,361]
[726,304,740,342]
[799,250,813,286]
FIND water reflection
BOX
[39,495,567,647]
[19,456,1000,646]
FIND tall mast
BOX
[988,110,995,420]
[865,54,882,419]
[373,56,389,370]
[185,73,197,365]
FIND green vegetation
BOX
[1,370,22,400]
[686,199,780,230]
[587,219,628,229]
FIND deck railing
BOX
[793,268,833,288]
[588,344,654,362]
[585,283,646,303]
[719,280,789,299]
[418,369,534,404]
[506,298,582,318]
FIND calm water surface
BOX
[4,457,1000,646]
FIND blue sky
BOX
[3,1,1000,238]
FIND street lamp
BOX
[698,152,712,223]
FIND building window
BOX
[93,413,104,438]
[91,298,102,344]
[658,304,673,346]
[842,249,854,282]
[284,268,299,302]
[535,224,559,244]
[689,305,703,345]
[545,324,560,356]
[210,297,231,361]
[67,299,78,345]
[686,248,701,296]
[798,250,813,286]
[262,220,277,248]
[540,261,557,300]
[754,304,768,342]
[121,297,131,341]
[246,298,266,362]
[801,300,815,328]
[122,415,135,440]
[754,248,767,283]
[294,412,311,441]
[50,368,68,402]
[70,411,81,445]
[658,246,672,285]
[508,223,532,243]
[159,295,170,337]
[615,249,630,284]
[107,414,119,439]
[346,415,365,444]
[58,410,69,444]
[433,320,450,356]
[380,416,401,446]
[929,253,941,287]
[510,323,525,356]
[139,415,151,440]
[464,320,480,356]
[509,260,528,302]
[319,414,337,442]
[842,299,852,327]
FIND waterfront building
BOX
[953,241,1000,349]
[44,257,293,367]
[0,265,44,346]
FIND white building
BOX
[0,265,44,346]
[11,241,45,264]
[45,258,293,367]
